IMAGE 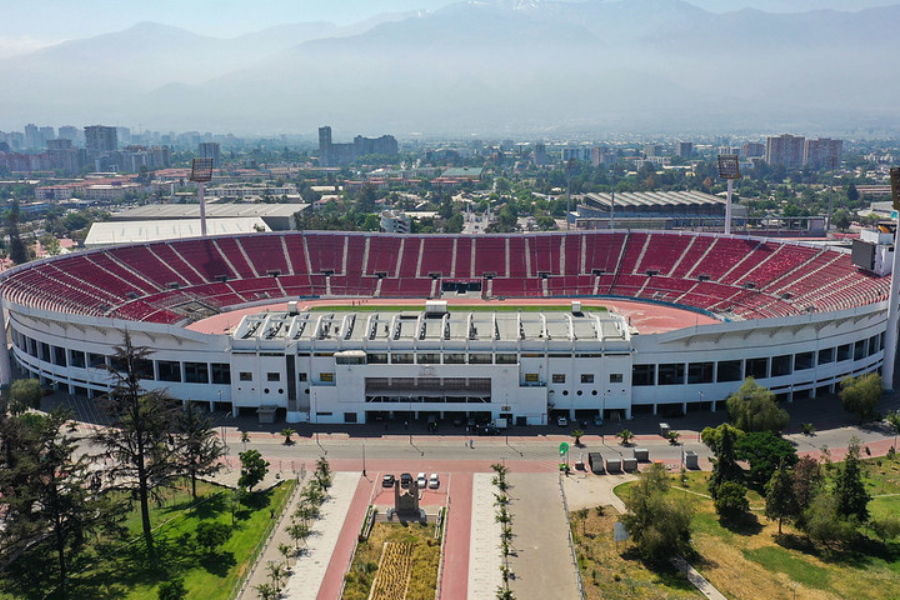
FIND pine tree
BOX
[765,461,799,534]
[175,403,226,501]
[708,423,743,499]
[834,439,870,522]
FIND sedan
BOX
[400,472,413,488]
[382,474,396,488]
[557,416,569,427]
[417,472,427,489]
[428,473,440,489]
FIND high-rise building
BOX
[643,144,663,157]
[765,134,805,170]
[804,138,843,170]
[741,143,765,159]
[533,143,548,166]
[24,124,41,150]
[318,126,333,167]
[675,142,693,158]
[39,126,55,145]
[353,134,398,157]
[318,126,397,167]
[199,142,221,168]
[84,125,118,156]
[58,126,82,145]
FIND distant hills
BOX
[1,0,897,136]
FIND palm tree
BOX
[281,428,296,445]
[616,429,634,446]
[570,429,585,446]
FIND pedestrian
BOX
[469,438,474,449]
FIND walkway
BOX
[275,472,360,600]
[440,472,472,600]
[315,476,372,600]
[467,473,502,600]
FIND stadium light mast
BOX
[882,167,900,390]
[717,154,741,236]
[190,158,214,237]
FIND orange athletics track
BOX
[187,297,720,335]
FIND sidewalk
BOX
[467,473,502,600]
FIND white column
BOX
[0,299,12,387]
[882,216,900,390]
[724,178,734,236]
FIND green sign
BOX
[559,442,569,455]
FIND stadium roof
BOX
[109,203,308,221]
[582,190,725,209]
[84,218,270,247]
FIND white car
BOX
[557,416,568,427]
[428,473,440,489]
[417,472,427,489]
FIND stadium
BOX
[0,230,890,425]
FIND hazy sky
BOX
[0,0,893,57]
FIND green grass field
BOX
[0,479,295,600]
[601,461,900,600]
[309,303,607,312]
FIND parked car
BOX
[594,414,603,426]
[400,473,413,488]
[479,424,500,436]
[417,472,427,489]
[557,416,568,427]
[382,474,396,488]
[429,473,440,489]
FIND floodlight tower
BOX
[881,167,900,390]
[190,158,214,237]
[717,154,741,236]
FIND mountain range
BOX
[1,0,897,136]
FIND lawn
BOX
[570,505,702,600]
[0,479,295,600]
[341,521,441,600]
[610,465,900,600]
[310,303,607,313]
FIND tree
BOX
[735,431,799,486]
[314,456,332,490]
[887,409,900,448]
[92,333,179,558]
[6,378,43,414]
[287,521,311,550]
[833,439,870,522]
[765,461,799,534]
[832,209,851,232]
[570,429,585,446]
[0,410,120,596]
[281,428,296,445]
[616,429,634,446]
[839,373,882,422]
[195,521,232,554]
[804,492,858,548]
[714,481,750,523]
[6,201,28,265]
[620,463,694,562]
[239,449,269,492]
[175,403,225,500]
[707,423,744,499]
[871,515,900,542]
[725,378,789,433]
[158,578,187,600]
[847,183,859,203]
[700,423,744,455]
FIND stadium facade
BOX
[0,231,890,425]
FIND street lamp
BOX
[362,442,366,478]
[717,154,741,236]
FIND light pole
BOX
[362,442,366,478]
[717,154,741,236]
[189,158,214,237]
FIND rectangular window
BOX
[853,340,867,361]
[40,343,50,362]
[320,372,334,382]
[610,373,624,383]
[632,364,655,386]
[717,360,742,382]
[211,363,231,384]
[445,354,466,364]
[794,352,814,371]
[239,372,253,382]
[53,346,67,367]
[89,353,106,369]
[552,374,566,384]
[418,353,440,365]
[157,361,182,382]
[818,347,835,365]
[837,343,852,361]
[367,353,388,364]
[185,362,210,384]
[69,351,86,369]
[496,354,517,364]
[524,373,539,382]
[267,372,281,382]
[298,372,308,382]
[344,412,358,423]
[658,363,685,386]
[869,334,881,356]
[581,374,595,384]
[687,362,714,384]
[746,357,768,379]
[771,354,792,377]
[391,353,414,364]
[469,354,492,364]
